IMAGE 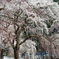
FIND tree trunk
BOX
[14,46,20,59]
[49,41,52,59]
[14,25,21,59]
[0,49,4,59]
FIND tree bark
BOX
[14,35,20,59]
[14,46,20,59]
[0,49,4,59]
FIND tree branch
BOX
[19,35,43,45]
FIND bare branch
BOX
[19,35,43,45]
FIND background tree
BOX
[53,0,59,2]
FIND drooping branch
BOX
[0,27,15,49]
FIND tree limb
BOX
[19,35,43,45]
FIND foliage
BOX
[53,0,59,2]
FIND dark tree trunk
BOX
[0,49,4,59]
[14,45,20,59]
[14,23,21,59]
